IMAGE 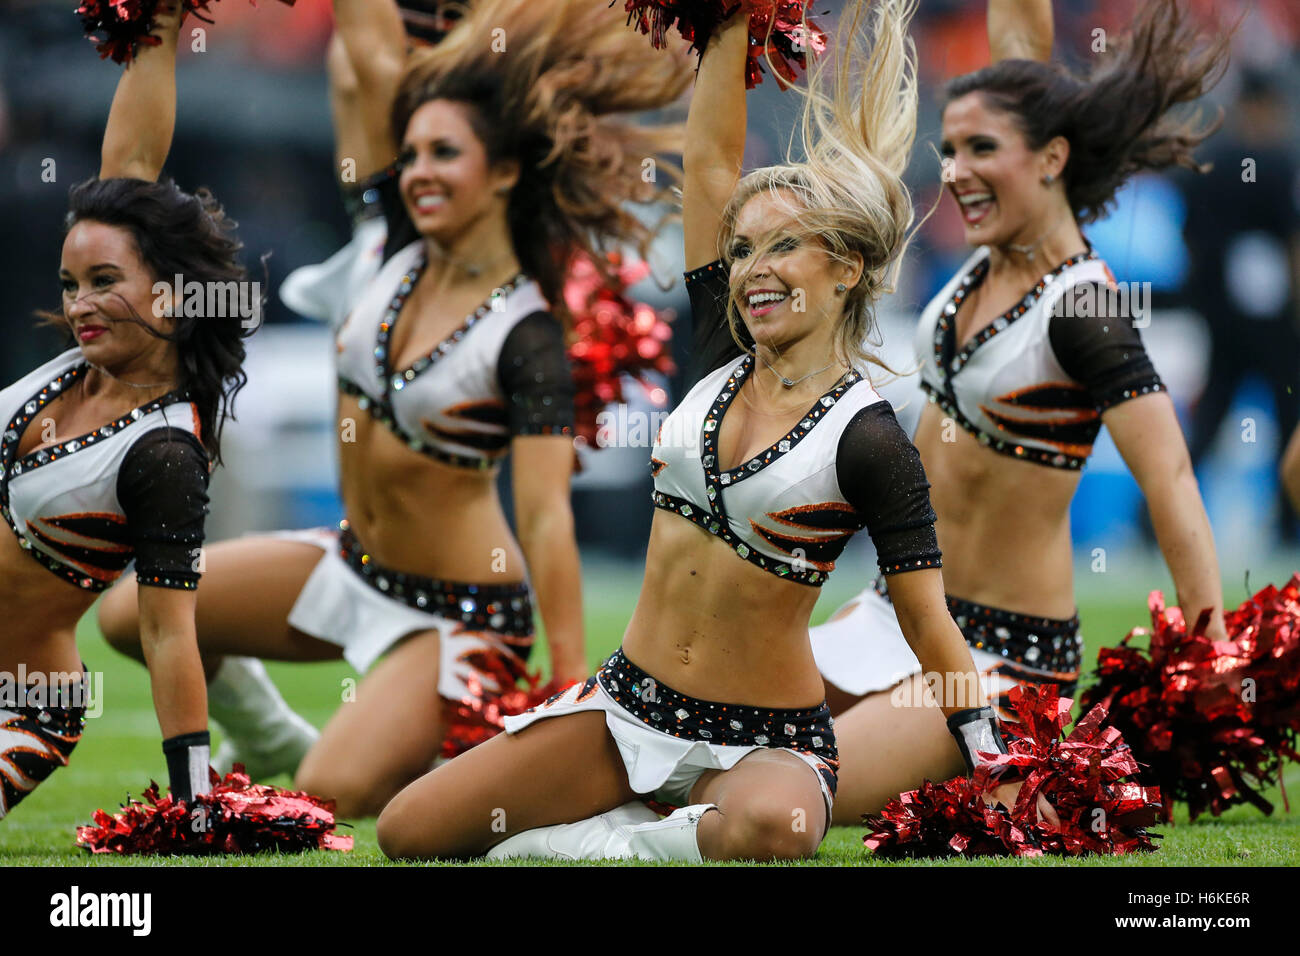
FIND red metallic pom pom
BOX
[864,684,1162,858]
[621,0,827,89]
[440,646,580,760]
[76,766,352,854]
[77,0,296,65]
[564,251,675,449]
[1080,575,1300,821]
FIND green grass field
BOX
[3,558,1298,866]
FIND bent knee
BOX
[721,800,822,861]
[294,764,398,821]
[374,792,461,862]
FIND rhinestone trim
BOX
[0,361,195,592]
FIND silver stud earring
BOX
[1043,173,1055,186]
[835,283,847,293]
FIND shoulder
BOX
[121,426,210,477]
[500,309,567,359]
[837,397,907,456]
[1,348,83,398]
[685,259,729,290]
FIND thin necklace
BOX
[758,353,841,389]
[424,241,512,279]
[86,362,176,391]
[1004,213,1069,263]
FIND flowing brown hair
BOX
[945,0,1231,224]
[392,0,689,319]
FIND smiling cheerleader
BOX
[98,0,688,818]
[810,0,1233,825]
[372,0,1056,863]
[0,6,252,821]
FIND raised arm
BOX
[332,0,409,175]
[99,5,183,181]
[988,0,1053,64]
[683,9,751,270]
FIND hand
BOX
[1203,609,1230,643]
[986,780,1061,830]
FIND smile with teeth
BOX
[746,290,788,315]
[957,190,995,225]
[413,193,447,213]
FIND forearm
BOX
[904,619,988,719]
[683,8,750,267]
[519,510,587,678]
[327,33,379,184]
[332,0,406,96]
[988,0,1053,63]
[685,11,750,173]
[100,6,183,181]
[1146,461,1224,624]
[890,573,987,718]
[140,617,207,739]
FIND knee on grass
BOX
[710,798,823,861]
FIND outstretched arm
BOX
[889,569,1061,826]
[99,4,184,181]
[988,0,1053,64]
[1106,393,1228,640]
[332,0,408,175]
[683,9,751,270]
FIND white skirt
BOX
[504,666,836,822]
[271,529,530,703]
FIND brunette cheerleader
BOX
[374,0,1054,863]
[1,7,251,818]
[810,0,1232,823]
[98,0,688,817]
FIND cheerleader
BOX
[810,0,1232,823]
[98,0,687,817]
[1,7,250,818]
[374,0,1054,863]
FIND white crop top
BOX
[914,246,1165,470]
[655,261,944,587]
[0,349,209,592]
[335,240,575,470]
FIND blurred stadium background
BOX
[1,0,1299,628]
[3,0,1300,863]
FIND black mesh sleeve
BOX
[683,260,754,390]
[1049,282,1166,410]
[116,428,211,589]
[497,311,576,437]
[375,167,420,265]
[836,402,943,576]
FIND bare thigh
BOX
[294,628,446,818]
[376,710,636,860]
[826,674,966,826]
[689,748,828,861]
[97,536,342,662]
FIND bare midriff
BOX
[336,394,526,584]
[913,401,1081,620]
[620,508,825,709]
[0,526,91,674]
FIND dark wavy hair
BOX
[54,177,256,465]
[390,0,687,319]
[944,0,1231,224]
